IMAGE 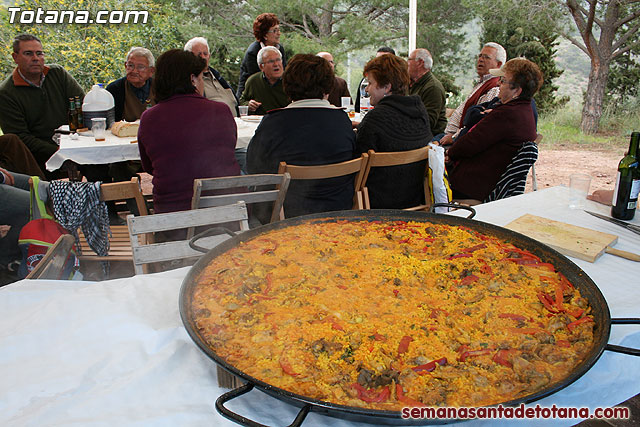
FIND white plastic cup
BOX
[341,97,351,109]
[239,105,248,117]
[568,173,591,209]
[92,118,106,141]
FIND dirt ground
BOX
[524,148,621,194]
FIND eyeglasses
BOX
[267,27,281,34]
[125,62,149,72]
[499,76,516,86]
[21,50,45,57]
[478,53,495,61]
[263,58,282,66]
[407,57,417,61]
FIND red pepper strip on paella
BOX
[458,348,494,362]
[492,349,518,367]
[398,335,413,354]
[411,357,447,374]
[396,384,426,407]
[352,383,390,403]
[567,316,594,331]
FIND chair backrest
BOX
[361,146,431,210]
[191,174,290,223]
[484,141,539,203]
[127,202,249,275]
[100,177,148,216]
[25,234,76,280]
[277,153,368,210]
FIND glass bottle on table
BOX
[74,95,84,129]
[359,77,370,117]
[611,131,640,220]
[68,97,78,132]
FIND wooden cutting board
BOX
[505,214,639,263]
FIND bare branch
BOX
[614,8,640,27]
[612,21,640,51]
[562,31,590,55]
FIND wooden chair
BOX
[360,146,431,210]
[277,153,368,211]
[191,174,290,227]
[78,177,149,265]
[127,202,249,275]
[26,234,76,280]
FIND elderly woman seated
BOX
[356,54,432,209]
[247,53,356,219]
[446,58,542,201]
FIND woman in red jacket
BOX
[446,58,542,201]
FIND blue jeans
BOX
[0,172,32,265]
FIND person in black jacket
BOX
[106,47,155,122]
[356,54,432,209]
[247,54,356,221]
[236,13,287,100]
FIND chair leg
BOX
[530,164,538,191]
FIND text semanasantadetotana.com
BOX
[402,404,630,420]
[7,7,148,24]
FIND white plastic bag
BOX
[428,143,452,213]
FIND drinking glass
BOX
[239,105,248,117]
[91,118,106,142]
[568,173,591,209]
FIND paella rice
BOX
[190,219,595,410]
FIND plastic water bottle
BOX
[359,78,370,117]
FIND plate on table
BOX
[240,115,263,122]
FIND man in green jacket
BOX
[240,46,288,115]
[0,34,84,175]
[408,48,448,135]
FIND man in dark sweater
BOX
[408,48,448,135]
[240,46,288,115]
[0,34,84,176]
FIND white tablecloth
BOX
[45,118,260,172]
[1,186,639,426]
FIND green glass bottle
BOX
[75,95,84,129]
[68,98,78,132]
[611,132,640,220]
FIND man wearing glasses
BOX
[0,34,84,176]
[106,47,156,122]
[438,42,506,146]
[239,46,288,116]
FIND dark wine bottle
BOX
[67,98,78,132]
[611,132,640,220]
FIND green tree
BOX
[480,0,569,114]
[604,36,640,111]
[0,0,185,92]
[564,0,640,134]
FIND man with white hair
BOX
[239,46,288,115]
[439,42,506,145]
[408,48,448,135]
[317,51,351,107]
[184,37,238,117]
[106,47,155,122]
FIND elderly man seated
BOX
[106,47,155,122]
[0,34,84,177]
[439,42,506,145]
[408,48,448,135]
[316,51,351,108]
[240,46,288,115]
[184,37,238,117]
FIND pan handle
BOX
[605,318,640,357]
[189,227,237,253]
[430,203,476,219]
[215,383,311,427]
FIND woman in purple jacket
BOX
[138,49,240,214]
[446,58,542,201]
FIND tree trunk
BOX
[581,59,609,134]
